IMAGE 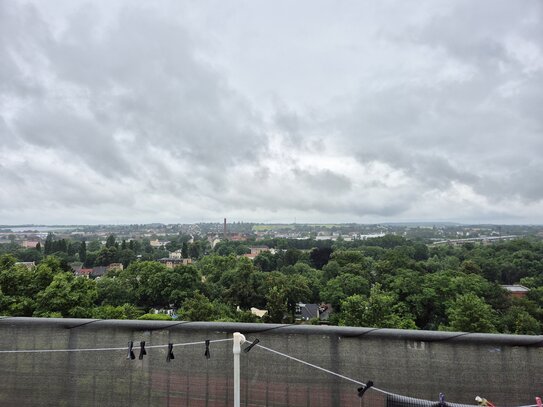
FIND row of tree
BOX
[1,236,542,334]
[1,233,211,269]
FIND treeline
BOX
[0,233,210,269]
[0,236,542,334]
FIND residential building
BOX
[501,285,530,299]
[106,263,124,272]
[15,261,36,270]
[20,240,40,249]
[91,266,107,279]
[158,258,192,269]
[76,268,93,278]
[169,249,183,259]
[295,303,333,322]
[243,246,270,260]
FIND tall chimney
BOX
[223,218,227,239]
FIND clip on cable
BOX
[204,339,210,359]
[127,341,135,360]
[357,381,374,398]
[475,396,495,407]
[166,343,175,362]
[243,338,260,353]
[138,341,147,360]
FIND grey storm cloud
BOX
[333,0,543,207]
[292,168,352,194]
[1,0,542,224]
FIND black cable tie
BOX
[127,341,135,360]
[204,339,210,359]
[166,343,175,362]
[357,381,373,398]
[243,338,260,353]
[138,341,147,360]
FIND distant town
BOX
[2,220,541,248]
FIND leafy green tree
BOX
[235,245,251,256]
[266,286,288,323]
[460,260,482,275]
[412,270,500,330]
[34,273,97,318]
[501,306,541,335]
[179,292,215,321]
[367,234,409,249]
[95,246,119,266]
[196,254,241,302]
[332,250,367,267]
[338,284,416,329]
[96,275,136,306]
[263,272,311,319]
[309,247,333,270]
[220,259,264,309]
[234,309,261,323]
[0,254,16,270]
[17,248,43,263]
[92,304,143,320]
[88,240,102,252]
[67,241,77,257]
[322,260,341,281]
[189,242,201,259]
[279,262,323,303]
[105,235,116,248]
[413,243,429,261]
[79,241,87,264]
[167,266,203,306]
[359,246,386,261]
[138,313,172,320]
[114,261,203,309]
[44,233,54,255]
[282,248,302,266]
[321,274,370,311]
[84,251,98,268]
[0,255,66,316]
[254,251,276,272]
[118,249,136,268]
[441,293,497,333]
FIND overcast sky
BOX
[1,0,542,225]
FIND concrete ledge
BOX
[1,316,542,346]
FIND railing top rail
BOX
[1,316,542,347]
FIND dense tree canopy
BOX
[1,236,543,334]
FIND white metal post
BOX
[233,332,246,407]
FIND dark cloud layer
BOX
[1,0,542,224]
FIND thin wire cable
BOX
[255,343,391,395]
[0,338,233,354]
[151,338,232,349]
